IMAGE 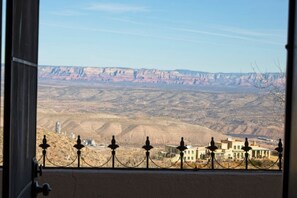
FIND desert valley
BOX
[37,66,285,147]
[0,65,285,167]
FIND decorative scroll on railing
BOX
[214,158,244,169]
[38,135,283,171]
[149,157,180,169]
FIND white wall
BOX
[36,169,282,198]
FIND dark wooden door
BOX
[2,0,40,197]
[284,0,297,197]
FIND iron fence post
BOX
[39,135,50,168]
[206,137,218,170]
[177,137,187,170]
[78,150,81,167]
[242,138,252,170]
[275,139,283,171]
[108,136,119,169]
[142,137,153,169]
[74,135,84,168]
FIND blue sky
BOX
[39,0,288,72]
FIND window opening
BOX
[35,0,287,170]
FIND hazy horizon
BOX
[38,64,285,74]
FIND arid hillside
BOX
[37,112,226,146]
[37,79,284,146]
[35,129,156,168]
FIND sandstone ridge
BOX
[39,66,285,87]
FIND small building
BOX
[197,147,207,160]
[55,121,61,134]
[165,145,206,162]
[82,139,96,147]
[250,146,270,158]
[206,138,271,160]
[183,146,197,162]
[164,145,179,156]
[69,132,76,139]
[165,138,271,163]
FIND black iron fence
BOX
[38,135,283,171]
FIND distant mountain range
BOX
[38,66,285,87]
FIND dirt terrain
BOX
[37,80,284,147]
[0,78,283,166]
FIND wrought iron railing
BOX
[38,135,283,171]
